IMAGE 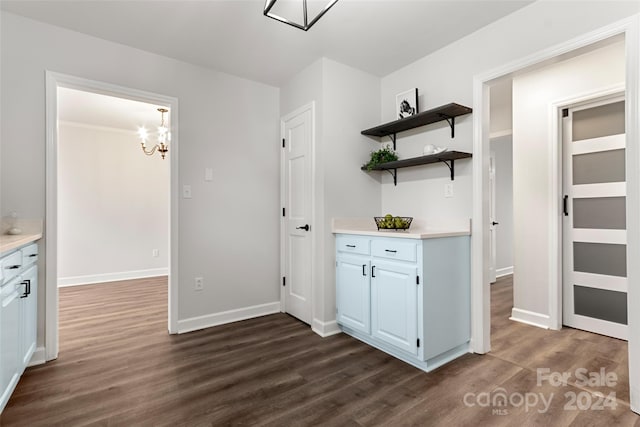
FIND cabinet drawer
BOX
[21,244,38,266]
[1,251,23,284]
[372,240,417,263]
[336,236,370,256]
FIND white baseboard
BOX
[311,319,341,337]
[28,346,46,367]
[58,268,169,287]
[177,302,281,334]
[510,308,550,329]
[496,266,514,278]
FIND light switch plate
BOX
[205,168,213,182]
[183,185,192,198]
[445,183,454,198]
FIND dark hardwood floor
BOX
[2,275,638,426]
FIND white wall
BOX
[380,1,638,221]
[1,12,280,344]
[512,41,625,318]
[58,122,169,285]
[490,135,513,274]
[322,58,381,322]
[490,80,513,135]
[280,58,381,332]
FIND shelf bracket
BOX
[384,168,398,186]
[440,115,456,138]
[387,133,397,150]
[439,159,455,180]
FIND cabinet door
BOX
[336,255,370,334]
[371,261,418,355]
[20,266,37,367]
[1,278,21,410]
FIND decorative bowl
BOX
[374,216,413,231]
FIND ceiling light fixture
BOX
[264,0,339,31]
[137,108,170,159]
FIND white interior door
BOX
[489,155,497,284]
[562,98,627,340]
[282,105,313,324]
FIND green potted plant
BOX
[363,145,398,171]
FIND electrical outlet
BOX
[445,183,454,198]
[205,168,213,182]
[194,277,204,291]
[152,249,159,257]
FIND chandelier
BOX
[137,108,170,159]
[263,0,339,31]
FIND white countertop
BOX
[332,217,470,240]
[0,219,43,255]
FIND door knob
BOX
[296,224,310,231]
[492,221,499,226]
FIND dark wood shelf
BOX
[361,151,472,185]
[361,103,472,139]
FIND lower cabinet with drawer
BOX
[335,234,470,372]
[0,242,38,413]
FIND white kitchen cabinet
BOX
[335,233,470,372]
[336,255,371,334]
[0,277,21,410]
[0,242,38,413]
[20,265,37,367]
[371,261,418,355]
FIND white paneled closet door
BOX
[562,98,627,340]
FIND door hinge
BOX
[562,108,569,117]
[416,276,420,285]
[417,338,420,347]
[282,277,286,287]
[282,207,285,217]
[282,138,285,148]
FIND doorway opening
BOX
[474,20,639,413]
[55,87,171,352]
[45,72,179,361]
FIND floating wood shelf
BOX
[361,151,472,185]
[362,103,472,146]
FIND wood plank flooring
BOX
[2,275,639,426]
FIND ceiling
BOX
[1,0,533,87]
[58,87,168,131]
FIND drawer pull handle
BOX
[384,249,397,253]
[346,245,356,248]
[5,265,21,270]
[28,254,37,258]
[362,264,366,276]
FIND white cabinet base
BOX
[336,233,471,373]
[340,324,470,372]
